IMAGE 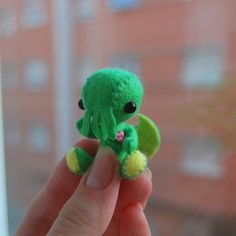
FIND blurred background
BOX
[1,0,236,235]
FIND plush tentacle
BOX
[91,111,101,138]
[100,113,108,141]
[104,108,117,140]
[81,111,91,136]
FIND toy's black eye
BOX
[78,99,85,110]
[124,101,136,113]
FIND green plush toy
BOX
[66,68,160,179]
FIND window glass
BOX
[25,59,48,90]
[22,0,46,28]
[108,0,139,11]
[1,0,236,235]
[27,121,50,153]
[182,47,224,89]
[181,135,222,178]
[75,0,96,22]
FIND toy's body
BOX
[66,68,160,179]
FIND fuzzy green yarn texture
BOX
[79,68,143,141]
[66,68,160,179]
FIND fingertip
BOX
[119,167,153,209]
[120,203,151,236]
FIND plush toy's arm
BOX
[76,118,96,138]
[122,125,138,153]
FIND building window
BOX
[182,47,224,89]
[27,121,50,153]
[110,54,140,76]
[25,59,48,90]
[181,135,223,178]
[108,0,139,11]
[1,61,18,90]
[0,7,16,38]
[75,0,96,22]
[22,0,46,29]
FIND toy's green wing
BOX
[135,113,161,159]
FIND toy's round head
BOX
[78,68,144,140]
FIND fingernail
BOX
[86,147,117,190]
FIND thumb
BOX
[48,147,120,236]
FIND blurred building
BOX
[1,0,236,235]
[0,0,57,233]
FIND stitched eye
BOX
[78,99,85,110]
[124,101,136,113]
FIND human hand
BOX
[16,139,152,236]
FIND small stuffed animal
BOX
[66,68,160,179]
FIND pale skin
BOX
[16,139,152,236]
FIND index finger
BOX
[16,139,99,236]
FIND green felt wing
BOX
[135,113,161,159]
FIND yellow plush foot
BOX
[66,148,80,173]
[121,150,147,179]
